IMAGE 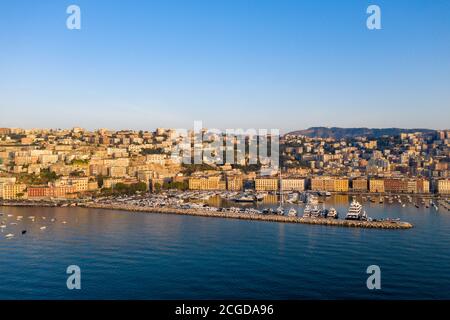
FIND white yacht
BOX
[345,199,367,220]
[233,194,255,202]
[288,208,297,217]
[327,207,339,219]
[310,206,321,218]
[303,194,320,217]
[302,205,311,217]
[319,204,328,217]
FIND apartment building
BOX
[369,179,385,193]
[352,178,368,192]
[437,179,450,194]
[281,178,305,191]
[28,185,76,199]
[255,178,278,191]
[188,176,226,190]
[0,183,27,200]
[226,176,243,191]
[311,177,349,192]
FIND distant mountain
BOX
[287,127,436,139]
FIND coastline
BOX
[1,201,413,229]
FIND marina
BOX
[1,191,428,231]
[3,191,450,236]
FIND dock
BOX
[80,203,413,230]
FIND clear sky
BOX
[0,0,449,132]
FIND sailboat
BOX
[276,171,285,215]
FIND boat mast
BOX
[279,170,283,206]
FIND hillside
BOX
[287,127,435,139]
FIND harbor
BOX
[1,190,428,230]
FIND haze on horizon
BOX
[1,0,449,132]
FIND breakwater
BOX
[80,203,413,229]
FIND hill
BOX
[287,127,435,139]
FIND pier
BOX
[80,203,414,230]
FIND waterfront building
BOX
[28,185,76,199]
[416,179,430,193]
[407,179,418,193]
[281,178,305,191]
[437,179,450,194]
[255,178,278,191]
[384,178,409,193]
[311,177,325,191]
[188,176,226,190]
[369,179,385,193]
[0,183,27,200]
[352,178,368,192]
[226,176,243,191]
[333,178,349,192]
[311,177,348,192]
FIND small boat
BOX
[310,206,321,218]
[62,221,67,224]
[327,207,339,219]
[288,208,297,217]
[21,230,27,235]
[320,204,328,218]
[40,226,47,230]
[5,233,14,238]
[256,193,265,201]
[302,204,311,218]
[276,207,285,215]
[233,194,256,203]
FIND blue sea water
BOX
[1,196,450,299]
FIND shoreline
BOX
[1,201,413,230]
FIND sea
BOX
[1,195,450,299]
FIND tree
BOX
[153,183,162,193]
[97,175,104,188]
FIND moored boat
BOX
[288,208,297,217]
[345,199,368,221]
[327,207,339,219]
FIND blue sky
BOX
[0,0,449,132]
